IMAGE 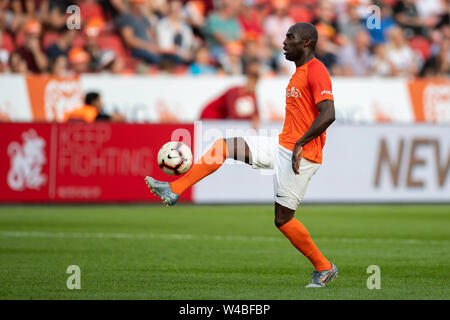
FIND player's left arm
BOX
[292,99,335,174]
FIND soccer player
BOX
[145,23,337,288]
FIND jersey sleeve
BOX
[308,60,334,105]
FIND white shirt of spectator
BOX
[386,45,419,76]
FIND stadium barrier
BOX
[1,121,449,203]
[0,75,449,123]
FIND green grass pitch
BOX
[0,204,449,300]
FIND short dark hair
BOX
[293,23,318,51]
[85,92,100,105]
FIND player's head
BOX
[85,92,102,109]
[283,23,318,62]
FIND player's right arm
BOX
[292,100,335,174]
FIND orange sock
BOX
[171,138,229,195]
[278,218,331,271]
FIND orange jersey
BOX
[63,105,98,123]
[279,57,334,164]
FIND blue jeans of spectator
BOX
[161,53,186,65]
[131,48,161,65]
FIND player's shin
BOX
[170,138,229,195]
[278,218,332,271]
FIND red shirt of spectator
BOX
[200,59,261,121]
[200,86,259,120]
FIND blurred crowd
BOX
[0,0,448,77]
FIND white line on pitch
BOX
[0,230,448,245]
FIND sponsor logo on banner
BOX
[0,123,194,202]
[423,84,450,122]
[7,129,47,191]
[408,79,450,122]
[26,75,83,122]
[374,138,450,188]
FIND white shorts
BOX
[242,136,320,210]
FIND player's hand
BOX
[292,143,303,175]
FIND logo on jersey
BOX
[321,90,333,96]
[286,86,301,98]
[7,129,47,191]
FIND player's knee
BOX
[274,212,293,228]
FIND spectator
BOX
[98,50,125,73]
[189,46,217,75]
[116,0,161,65]
[315,26,339,74]
[339,1,364,41]
[64,91,125,122]
[68,47,90,74]
[335,30,372,76]
[238,0,264,42]
[83,17,124,73]
[99,0,128,21]
[49,54,70,76]
[9,51,28,73]
[204,0,243,60]
[420,37,450,77]
[84,17,104,71]
[156,0,194,67]
[264,0,294,52]
[370,43,394,77]
[393,0,429,38]
[219,40,244,75]
[183,0,208,40]
[79,0,105,22]
[242,39,275,75]
[46,29,78,61]
[16,20,48,73]
[385,26,420,76]
[264,0,294,74]
[364,0,395,45]
[312,0,340,42]
[200,58,261,129]
[0,0,30,34]
[0,30,10,71]
[41,0,75,30]
[415,0,444,26]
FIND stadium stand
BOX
[0,0,447,77]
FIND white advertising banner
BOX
[257,77,415,123]
[0,74,448,124]
[82,75,415,123]
[0,75,32,122]
[81,74,245,122]
[193,121,450,203]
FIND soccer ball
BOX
[157,141,193,176]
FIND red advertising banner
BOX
[0,123,194,203]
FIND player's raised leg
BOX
[146,137,251,205]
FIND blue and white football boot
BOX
[145,176,180,206]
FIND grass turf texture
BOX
[0,204,449,300]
